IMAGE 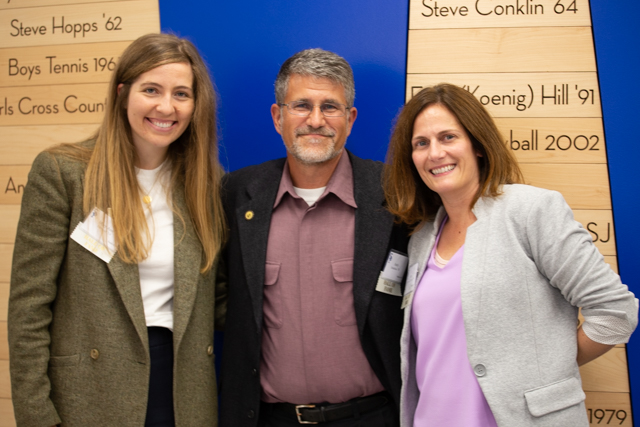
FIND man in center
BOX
[219,48,408,427]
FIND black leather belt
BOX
[262,391,390,424]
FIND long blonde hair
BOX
[51,33,225,272]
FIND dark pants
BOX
[145,327,175,427]
[258,398,398,427]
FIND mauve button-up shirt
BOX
[260,153,384,404]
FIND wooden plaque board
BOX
[0,1,159,425]
[407,0,633,425]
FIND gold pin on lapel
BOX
[245,210,254,220]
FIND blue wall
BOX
[159,1,409,171]
[591,0,640,420]
[159,0,640,420]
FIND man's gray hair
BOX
[275,48,355,107]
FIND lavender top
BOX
[410,223,497,426]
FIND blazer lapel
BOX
[408,208,446,286]
[350,153,395,336]
[171,184,202,350]
[108,254,148,352]
[460,197,491,355]
[237,159,284,331]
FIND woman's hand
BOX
[577,326,615,366]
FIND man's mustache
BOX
[295,126,335,137]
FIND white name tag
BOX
[381,250,409,283]
[375,277,402,296]
[401,291,414,310]
[70,207,117,263]
[375,250,408,297]
[401,263,419,309]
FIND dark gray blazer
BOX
[9,147,226,427]
[218,151,408,427]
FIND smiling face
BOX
[122,62,195,169]
[411,103,481,206]
[271,74,357,165]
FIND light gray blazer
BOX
[400,184,638,427]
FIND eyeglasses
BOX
[279,101,348,118]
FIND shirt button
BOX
[90,349,100,360]
[207,345,214,356]
[474,364,486,377]
[247,409,255,418]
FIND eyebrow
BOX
[139,81,193,91]
[293,97,342,104]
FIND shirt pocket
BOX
[331,258,357,326]
[263,261,283,329]
[524,376,586,417]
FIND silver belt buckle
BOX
[295,404,318,424]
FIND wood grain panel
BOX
[0,166,30,205]
[0,246,12,284]
[0,124,99,165]
[584,391,632,426]
[520,164,611,210]
[0,41,130,86]
[0,206,19,244]
[572,210,616,256]
[408,27,595,74]
[0,360,9,399]
[495,118,606,164]
[409,0,591,29]
[0,0,159,48]
[0,282,7,322]
[0,398,15,427]
[602,256,618,274]
[0,321,6,360]
[580,348,630,393]
[0,83,108,126]
[406,73,601,118]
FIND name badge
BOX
[70,207,117,263]
[401,263,419,309]
[375,249,408,297]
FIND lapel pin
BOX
[245,210,254,220]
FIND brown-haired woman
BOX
[384,83,637,427]
[8,33,226,427]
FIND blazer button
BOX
[247,409,255,418]
[90,349,100,360]
[245,211,254,220]
[207,345,214,356]
[251,368,258,377]
[474,364,486,377]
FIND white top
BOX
[293,186,326,206]
[136,164,175,330]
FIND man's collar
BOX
[273,151,357,209]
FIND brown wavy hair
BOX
[384,83,523,227]
[50,33,225,272]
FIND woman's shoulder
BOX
[493,184,567,211]
[32,140,95,179]
[474,184,570,226]
[501,183,558,199]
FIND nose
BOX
[156,94,174,115]
[427,141,444,160]
[306,105,326,128]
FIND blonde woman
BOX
[9,33,226,427]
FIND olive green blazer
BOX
[9,147,226,427]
